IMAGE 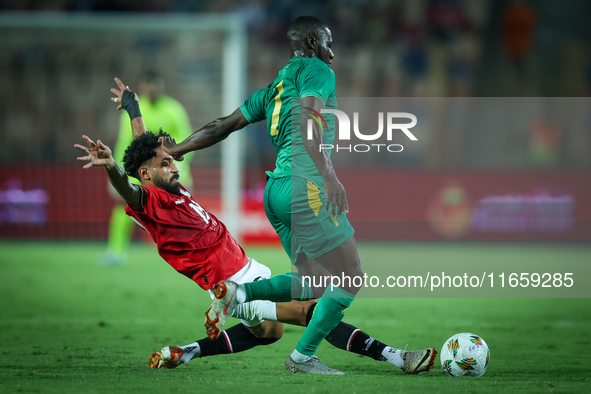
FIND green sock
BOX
[295,286,355,356]
[244,273,313,303]
[107,205,134,254]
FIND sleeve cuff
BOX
[239,106,255,124]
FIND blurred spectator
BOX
[261,0,293,46]
[501,0,536,77]
[401,35,428,95]
[426,0,467,42]
[447,31,480,96]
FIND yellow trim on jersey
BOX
[307,180,323,217]
[270,81,284,136]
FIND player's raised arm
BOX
[75,135,143,210]
[111,77,148,138]
[160,108,250,161]
[299,96,348,217]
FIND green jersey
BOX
[240,57,337,184]
[114,94,194,187]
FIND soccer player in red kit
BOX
[123,159,245,291]
[75,128,291,364]
[71,80,436,374]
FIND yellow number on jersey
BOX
[270,80,284,136]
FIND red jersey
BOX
[125,184,247,290]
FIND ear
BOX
[139,166,150,181]
[306,34,318,51]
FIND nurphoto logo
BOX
[304,108,418,153]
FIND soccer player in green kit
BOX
[103,71,194,265]
[156,16,437,375]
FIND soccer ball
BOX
[440,332,490,377]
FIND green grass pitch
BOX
[1,241,590,393]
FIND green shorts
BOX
[264,176,355,263]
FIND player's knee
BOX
[249,321,284,341]
[267,321,284,340]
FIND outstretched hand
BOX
[74,135,113,169]
[110,77,138,110]
[158,135,184,162]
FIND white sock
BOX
[179,342,201,364]
[235,284,247,303]
[381,346,404,368]
[232,301,277,321]
[290,349,311,363]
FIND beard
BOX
[155,174,181,195]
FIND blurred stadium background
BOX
[0,0,590,244]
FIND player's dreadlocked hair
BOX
[123,130,169,180]
[287,16,328,45]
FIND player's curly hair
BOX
[123,130,169,180]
